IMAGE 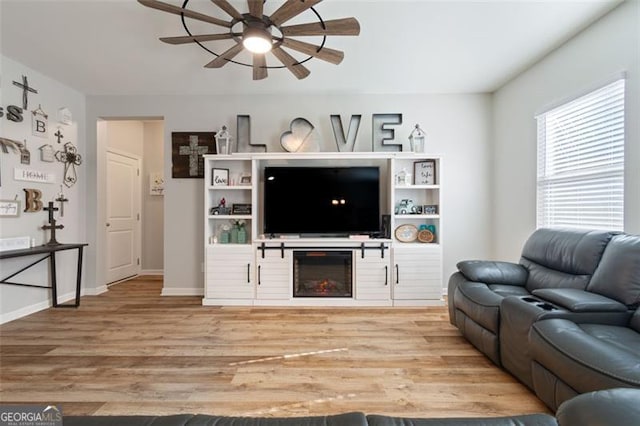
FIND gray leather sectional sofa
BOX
[61,388,640,426]
[448,228,640,410]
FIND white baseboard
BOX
[0,289,78,325]
[84,285,108,296]
[161,287,204,296]
[140,269,164,276]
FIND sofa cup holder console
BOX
[520,296,558,311]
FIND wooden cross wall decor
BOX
[42,201,64,245]
[171,132,216,178]
[12,75,38,110]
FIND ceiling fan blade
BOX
[210,0,243,20]
[271,47,310,80]
[282,18,360,36]
[160,33,235,45]
[248,0,263,19]
[270,0,322,26]
[253,53,268,80]
[280,38,343,65]
[138,0,231,28]
[204,43,244,68]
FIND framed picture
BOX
[212,168,229,186]
[414,160,436,185]
[240,175,252,185]
[0,200,21,217]
[423,205,438,215]
[171,132,216,178]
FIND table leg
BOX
[50,252,58,307]
[75,247,83,307]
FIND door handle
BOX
[106,223,111,227]
[247,264,251,283]
[384,265,388,286]
[258,265,261,285]
[395,264,399,284]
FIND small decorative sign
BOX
[0,236,31,252]
[212,168,229,186]
[32,104,49,138]
[14,167,55,183]
[58,107,72,125]
[414,160,436,185]
[39,144,55,162]
[0,200,21,217]
[150,172,164,196]
[20,140,30,165]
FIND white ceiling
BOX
[0,0,623,96]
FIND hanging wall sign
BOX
[39,144,55,162]
[150,172,164,196]
[32,104,48,138]
[58,107,72,125]
[20,140,30,165]
[14,167,55,183]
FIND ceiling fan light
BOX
[242,27,272,54]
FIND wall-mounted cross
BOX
[54,129,64,144]
[179,135,209,176]
[12,75,38,110]
[55,185,69,217]
[42,201,64,246]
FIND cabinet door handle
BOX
[395,264,399,284]
[247,264,251,283]
[384,265,388,286]
[258,265,261,285]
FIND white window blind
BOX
[537,78,625,231]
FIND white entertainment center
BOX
[203,152,443,307]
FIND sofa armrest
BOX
[457,260,528,285]
[532,289,628,313]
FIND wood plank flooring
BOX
[0,276,549,418]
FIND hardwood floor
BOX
[0,276,549,418]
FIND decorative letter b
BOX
[24,188,43,212]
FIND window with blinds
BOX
[536,78,625,231]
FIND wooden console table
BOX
[0,243,88,308]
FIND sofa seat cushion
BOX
[530,319,640,389]
[454,282,505,333]
[366,414,557,425]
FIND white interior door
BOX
[106,151,141,284]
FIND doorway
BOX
[101,119,165,286]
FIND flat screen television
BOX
[263,166,380,236]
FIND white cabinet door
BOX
[206,245,254,300]
[355,249,391,300]
[392,245,442,300]
[256,249,291,299]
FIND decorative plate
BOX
[395,224,418,242]
[418,229,435,243]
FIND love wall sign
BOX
[238,114,405,153]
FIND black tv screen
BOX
[264,166,380,236]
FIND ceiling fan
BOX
[138,0,361,80]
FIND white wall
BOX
[0,55,87,323]
[142,120,164,273]
[86,94,492,295]
[492,1,640,260]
